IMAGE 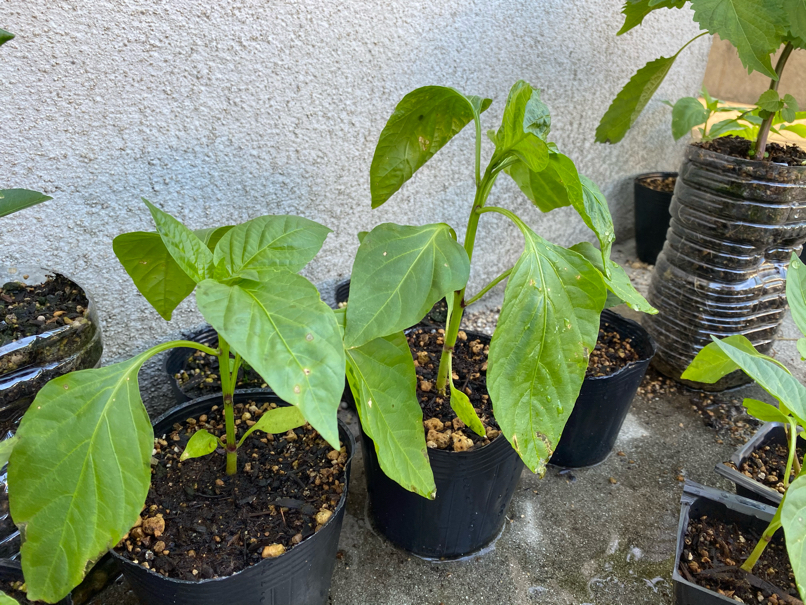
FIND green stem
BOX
[474,112,482,187]
[218,335,238,476]
[755,42,794,160]
[785,419,798,488]
[463,268,512,308]
[740,507,782,573]
[478,205,529,231]
[159,340,220,357]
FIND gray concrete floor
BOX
[89,239,804,605]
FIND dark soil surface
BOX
[0,578,45,605]
[0,274,88,346]
[679,512,798,603]
[175,351,266,399]
[115,400,347,581]
[698,136,806,166]
[640,175,676,193]
[726,441,805,497]
[586,326,639,377]
[409,327,500,453]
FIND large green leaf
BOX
[344,223,470,348]
[0,436,17,469]
[488,227,607,474]
[788,253,806,338]
[370,86,490,208]
[113,232,197,321]
[505,151,582,213]
[569,242,657,314]
[578,176,616,270]
[144,198,213,283]
[0,28,14,46]
[196,275,344,448]
[742,398,790,423]
[785,0,806,42]
[682,334,789,381]
[690,0,786,79]
[780,473,806,597]
[9,353,157,603]
[492,81,550,172]
[213,215,331,277]
[618,0,688,35]
[345,330,435,498]
[671,97,710,140]
[0,593,19,605]
[195,225,235,251]
[596,50,687,144]
[0,189,52,218]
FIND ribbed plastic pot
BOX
[163,325,221,404]
[334,278,350,306]
[645,145,806,390]
[549,310,656,468]
[673,482,779,605]
[634,172,677,265]
[362,331,523,559]
[0,559,73,605]
[714,422,803,507]
[113,390,355,605]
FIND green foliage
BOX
[0,592,19,605]
[237,405,307,446]
[781,474,806,596]
[0,189,52,219]
[788,254,806,357]
[0,436,17,469]
[0,28,14,46]
[618,0,688,35]
[490,81,550,172]
[671,97,711,140]
[505,151,581,213]
[180,429,221,461]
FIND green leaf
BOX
[449,361,485,438]
[113,232,198,321]
[785,0,806,42]
[143,198,213,282]
[788,253,806,338]
[505,151,582,213]
[0,29,14,47]
[488,226,607,474]
[196,274,345,448]
[798,338,806,360]
[344,223,470,348]
[671,97,710,140]
[180,429,220,461]
[345,330,435,498]
[781,124,806,137]
[596,49,686,144]
[569,241,658,314]
[0,592,19,605]
[213,215,331,277]
[492,81,550,172]
[757,89,783,112]
[369,86,489,208]
[10,351,158,602]
[618,0,688,35]
[0,436,17,469]
[0,189,52,218]
[194,225,235,251]
[742,398,790,423]
[238,405,306,446]
[780,473,806,597]
[707,118,754,139]
[690,0,785,79]
[681,334,785,382]
[357,230,368,243]
[578,176,617,271]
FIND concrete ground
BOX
[89,239,803,605]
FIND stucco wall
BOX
[2,1,710,364]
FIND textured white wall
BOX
[2,0,711,363]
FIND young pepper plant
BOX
[681,253,806,597]
[597,0,806,160]
[6,201,348,603]
[344,80,657,476]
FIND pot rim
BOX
[581,309,657,382]
[687,140,806,172]
[634,171,678,187]
[110,389,355,587]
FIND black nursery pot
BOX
[549,310,656,468]
[673,482,779,605]
[113,390,355,605]
[163,326,221,404]
[714,422,803,507]
[362,332,524,559]
[634,172,676,265]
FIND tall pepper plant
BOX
[343,80,657,476]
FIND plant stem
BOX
[755,42,794,160]
[463,268,512,308]
[218,335,238,475]
[741,507,782,573]
[785,420,798,488]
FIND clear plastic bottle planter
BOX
[362,330,524,559]
[645,146,806,390]
[549,310,656,468]
[634,172,677,265]
[714,422,804,507]
[673,481,781,605]
[113,390,354,605]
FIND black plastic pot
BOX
[113,390,355,605]
[549,310,656,468]
[362,332,524,559]
[163,325,221,404]
[634,172,677,265]
[673,481,780,605]
[334,278,350,306]
[714,422,803,507]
